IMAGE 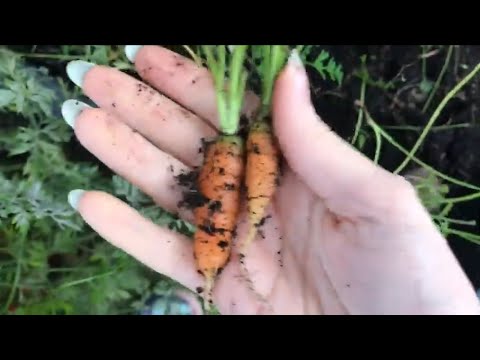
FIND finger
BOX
[67,60,215,167]
[68,189,203,292]
[126,45,260,130]
[62,100,193,221]
[272,51,421,222]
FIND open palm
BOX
[64,46,479,315]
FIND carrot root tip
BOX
[238,256,274,313]
[239,225,258,256]
[202,273,215,312]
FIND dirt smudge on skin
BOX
[179,107,192,119]
[255,215,272,228]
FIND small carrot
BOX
[239,118,280,255]
[236,46,288,308]
[237,115,280,311]
[194,135,244,308]
[239,45,287,255]
[193,45,249,310]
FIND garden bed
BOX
[309,45,480,290]
[1,45,479,314]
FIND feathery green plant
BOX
[0,46,182,315]
[298,46,344,86]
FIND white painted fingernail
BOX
[68,189,85,210]
[125,45,143,62]
[66,60,95,87]
[61,99,91,128]
[288,49,304,69]
[287,48,310,100]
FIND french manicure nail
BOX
[66,60,95,87]
[125,45,143,62]
[68,189,85,210]
[61,99,91,128]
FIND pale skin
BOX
[67,46,480,315]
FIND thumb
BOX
[272,50,421,221]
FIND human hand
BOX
[63,45,480,315]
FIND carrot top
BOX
[251,45,289,118]
[201,45,249,136]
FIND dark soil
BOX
[175,168,209,210]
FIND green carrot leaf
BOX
[201,45,248,135]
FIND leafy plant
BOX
[298,45,344,86]
[0,45,182,315]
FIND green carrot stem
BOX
[201,45,248,136]
[227,45,248,135]
[256,45,288,118]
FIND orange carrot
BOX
[194,135,244,309]
[240,118,280,256]
[239,45,286,258]
[233,116,280,313]
[193,45,259,310]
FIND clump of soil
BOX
[174,167,233,237]
[175,169,208,210]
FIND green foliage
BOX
[249,45,289,115]
[0,45,183,315]
[406,169,450,212]
[299,46,344,86]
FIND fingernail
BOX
[66,60,95,87]
[61,99,91,128]
[288,49,304,70]
[287,49,310,99]
[68,189,85,210]
[125,45,143,62]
